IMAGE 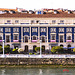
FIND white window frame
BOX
[24,35,29,42]
[32,28,37,32]
[51,28,56,32]
[5,34,11,43]
[13,28,19,32]
[66,28,72,32]
[50,33,56,40]
[59,34,64,43]
[32,35,37,40]
[24,28,29,32]
[41,28,46,32]
[59,28,64,32]
[5,28,11,32]
[13,33,19,40]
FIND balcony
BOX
[32,40,37,42]
[13,40,19,42]
[0,40,3,42]
[66,40,72,42]
[50,40,56,42]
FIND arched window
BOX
[33,36,36,40]
[60,44,63,47]
[25,36,28,42]
[67,36,71,40]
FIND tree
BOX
[73,48,75,52]
[51,46,64,54]
[4,45,10,53]
[0,46,3,53]
[12,48,18,54]
[35,47,43,53]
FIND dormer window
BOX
[15,20,19,23]
[31,20,35,24]
[36,20,39,23]
[7,20,11,23]
[52,20,56,24]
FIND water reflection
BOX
[0,68,74,75]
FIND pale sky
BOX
[1,0,75,10]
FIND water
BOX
[0,67,75,75]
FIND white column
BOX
[40,40,42,57]
[47,27,48,43]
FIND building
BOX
[0,9,75,53]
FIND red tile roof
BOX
[0,12,75,18]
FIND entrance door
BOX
[33,45,37,52]
[25,45,28,53]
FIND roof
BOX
[0,12,75,18]
[0,8,18,12]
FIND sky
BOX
[0,0,75,10]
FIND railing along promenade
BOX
[0,54,75,58]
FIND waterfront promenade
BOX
[0,54,75,58]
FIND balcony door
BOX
[25,36,28,42]
[41,36,45,42]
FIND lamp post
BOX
[40,40,42,57]
[2,40,5,57]
[49,44,51,54]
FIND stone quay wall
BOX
[0,58,75,65]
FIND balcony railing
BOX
[0,40,3,42]
[66,40,72,42]
[13,40,19,42]
[32,40,37,42]
[50,40,56,42]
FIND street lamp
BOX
[49,44,51,54]
[40,40,42,57]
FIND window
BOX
[5,28,11,32]
[74,28,75,32]
[36,20,39,23]
[60,20,64,23]
[13,28,19,32]
[66,28,72,32]
[31,20,35,24]
[33,36,37,40]
[15,20,19,23]
[41,36,45,42]
[24,28,29,32]
[0,36,2,40]
[67,36,71,40]
[32,28,37,32]
[51,34,55,40]
[41,28,46,32]
[14,34,18,40]
[7,20,11,23]
[60,35,63,42]
[52,20,56,24]
[59,28,64,32]
[0,28,3,32]
[24,36,28,42]
[6,35,10,42]
[51,28,56,32]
